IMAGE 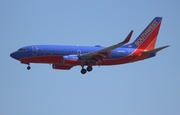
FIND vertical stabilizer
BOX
[129,17,162,50]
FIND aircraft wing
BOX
[80,30,133,60]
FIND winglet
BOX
[122,30,133,43]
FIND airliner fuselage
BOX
[10,17,169,74]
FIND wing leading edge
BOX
[80,30,133,60]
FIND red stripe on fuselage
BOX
[20,55,84,65]
[20,56,63,64]
[19,50,142,66]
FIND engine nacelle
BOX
[52,64,73,70]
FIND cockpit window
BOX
[18,48,26,52]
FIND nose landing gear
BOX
[27,64,31,70]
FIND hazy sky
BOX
[1,0,179,115]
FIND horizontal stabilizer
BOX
[143,45,169,54]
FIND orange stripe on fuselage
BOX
[131,35,159,62]
[144,36,158,51]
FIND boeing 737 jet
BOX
[10,17,169,74]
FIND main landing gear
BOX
[81,66,93,74]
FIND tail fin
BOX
[129,17,162,50]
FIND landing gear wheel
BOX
[87,66,93,72]
[81,68,87,74]
[27,66,31,70]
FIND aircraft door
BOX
[77,50,81,57]
[32,46,38,55]
[128,50,133,59]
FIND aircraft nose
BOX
[10,52,19,60]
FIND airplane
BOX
[10,17,169,74]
